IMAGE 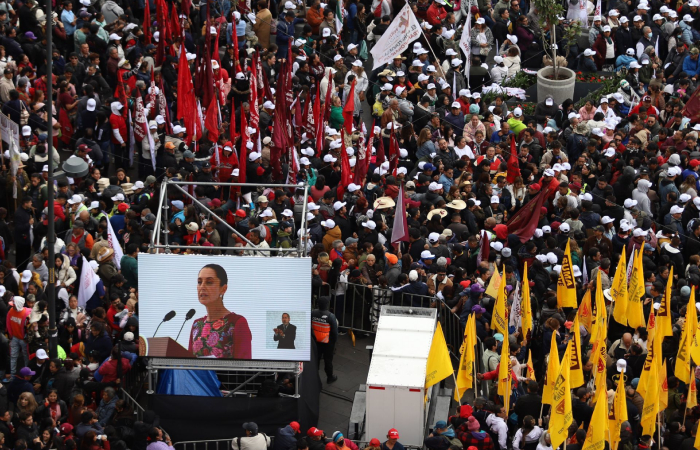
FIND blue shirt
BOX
[61,9,76,35]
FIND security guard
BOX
[311,296,338,383]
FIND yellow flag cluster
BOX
[454,314,476,402]
[657,266,674,338]
[557,239,578,308]
[498,329,512,413]
[425,323,453,389]
[491,267,507,335]
[626,249,645,328]
[484,266,502,299]
[611,251,628,326]
[569,315,585,389]
[548,341,573,449]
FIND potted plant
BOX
[531,0,577,104]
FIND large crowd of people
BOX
[0,0,698,447]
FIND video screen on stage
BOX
[138,254,311,361]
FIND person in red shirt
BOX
[426,0,447,25]
[6,296,31,378]
[109,101,127,166]
[210,141,239,183]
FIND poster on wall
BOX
[138,254,311,362]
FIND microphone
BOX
[153,310,177,337]
[176,309,197,342]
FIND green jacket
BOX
[329,105,344,130]
[120,255,138,290]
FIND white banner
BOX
[370,3,422,69]
[0,111,19,147]
[104,211,125,269]
[77,256,99,308]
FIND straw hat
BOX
[427,208,448,220]
[373,197,396,210]
[446,199,467,210]
[97,247,114,262]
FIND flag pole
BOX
[452,372,462,406]
[473,360,477,396]
[419,28,444,71]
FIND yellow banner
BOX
[549,341,573,450]
[557,239,578,308]
[425,323,453,389]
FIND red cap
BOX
[540,206,548,215]
[78,144,91,152]
[388,429,399,439]
[369,439,381,447]
[290,422,300,433]
[530,183,541,192]
[235,209,247,218]
[642,95,651,102]
[208,198,222,208]
[551,221,561,231]
[307,428,323,437]
[691,159,700,168]
[118,203,129,213]
[460,280,472,289]
[60,423,74,435]
[569,182,582,190]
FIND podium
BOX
[139,337,193,358]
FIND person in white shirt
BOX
[512,415,543,450]
[232,422,271,450]
[486,405,509,450]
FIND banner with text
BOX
[370,3,421,69]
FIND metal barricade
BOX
[174,439,236,450]
[120,389,146,422]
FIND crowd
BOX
[0,0,697,447]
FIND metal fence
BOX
[174,438,236,450]
[121,388,146,422]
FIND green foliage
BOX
[574,73,625,108]
[481,72,537,105]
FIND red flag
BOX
[232,19,240,71]
[681,84,700,123]
[182,0,190,17]
[388,128,399,175]
[239,108,248,184]
[293,97,303,131]
[391,184,409,244]
[205,95,220,142]
[171,3,181,39]
[337,130,352,200]
[212,25,220,64]
[248,58,259,129]
[506,192,549,243]
[157,76,172,134]
[155,0,168,66]
[300,94,310,132]
[343,80,356,134]
[506,135,520,183]
[476,230,489,266]
[176,43,197,144]
[143,0,151,44]
[375,131,385,165]
[354,132,372,184]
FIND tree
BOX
[530,0,580,78]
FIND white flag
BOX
[509,280,521,331]
[104,212,125,270]
[9,137,21,199]
[594,0,601,16]
[460,11,472,87]
[77,256,98,308]
[370,3,422,69]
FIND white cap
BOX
[602,25,611,32]
[321,219,337,228]
[653,13,662,20]
[506,34,518,44]
[476,17,485,24]
[633,228,648,237]
[535,254,548,263]
[308,202,321,211]
[352,60,363,67]
[620,16,629,23]
[110,193,124,202]
[514,107,523,117]
[363,220,377,230]
[560,222,571,232]
[134,181,145,189]
[333,201,347,211]
[323,154,337,163]
[248,151,262,161]
[545,97,553,106]
[86,98,96,111]
[616,359,627,373]
[491,241,503,251]
[593,15,602,21]
[609,9,620,16]
[546,252,558,264]
[552,163,563,172]
[109,33,121,40]
[427,83,436,90]
[629,61,641,69]
[263,101,275,109]
[602,216,614,224]
[671,205,685,215]
[260,209,273,218]
[21,270,32,282]
[680,193,692,203]
[660,5,670,12]
[683,14,694,21]
[592,128,605,137]
[68,194,83,204]
[543,168,555,177]
[428,232,440,243]
[624,199,638,208]
[21,125,31,136]
[490,195,500,204]
[633,15,643,21]
[299,157,310,165]
[568,112,580,119]
[348,183,360,193]
[89,201,100,210]
[583,49,596,56]
[451,59,463,67]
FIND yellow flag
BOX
[611,250,628,325]
[582,379,608,450]
[485,267,502,299]
[659,358,668,410]
[609,371,628,450]
[527,349,536,381]
[557,239,578,308]
[593,269,607,342]
[676,288,695,381]
[696,427,700,450]
[627,249,645,328]
[549,341,573,450]
[569,315,585,388]
[542,331,561,406]
[689,374,698,410]
[639,356,660,436]
[637,310,657,399]
[521,263,533,340]
[491,267,508,335]
[425,323,453,389]
[454,314,475,402]
[498,331,512,414]
[592,332,608,398]
[578,290,594,335]
[657,266,673,338]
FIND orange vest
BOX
[312,319,330,343]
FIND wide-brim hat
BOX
[446,199,467,210]
[121,182,134,195]
[97,247,114,262]
[427,208,448,220]
[374,196,396,209]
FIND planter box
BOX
[537,67,576,105]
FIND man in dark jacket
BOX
[14,197,34,271]
[274,422,300,450]
[311,297,338,383]
[514,380,543,427]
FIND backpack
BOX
[442,435,463,449]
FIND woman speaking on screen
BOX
[188,264,252,359]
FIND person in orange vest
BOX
[6,296,31,380]
[311,296,338,384]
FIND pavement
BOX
[317,333,375,435]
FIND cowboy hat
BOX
[97,247,115,262]
[427,208,448,220]
[374,197,396,209]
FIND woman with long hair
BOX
[188,264,252,359]
[416,128,436,159]
[36,388,68,423]
[80,431,110,450]
[15,392,38,419]
[68,394,86,426]
[310,175,330,202]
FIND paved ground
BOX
[317,334,375,435]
